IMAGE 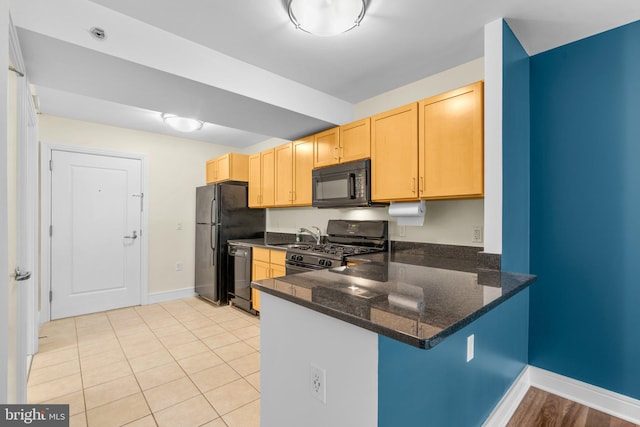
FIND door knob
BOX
[15,267,32,282]
[124,230,138,239]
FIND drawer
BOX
[253,247,271,263]
[270,249,287,266]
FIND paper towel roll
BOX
[388,201,426,226]
[388,292,425,312]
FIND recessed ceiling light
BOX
[161,113,204,132]
[288,0,366,37]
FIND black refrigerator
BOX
[195,181,265,304]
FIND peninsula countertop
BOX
[251,252,536,349]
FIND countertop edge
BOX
[252,273,536,350]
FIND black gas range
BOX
[285,220,388,274]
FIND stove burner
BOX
[285,219,388,274]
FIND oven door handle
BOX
[348,173,356,199]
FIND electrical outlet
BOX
[398,225,406,237]
[467,334,475,362]
[176,262,183,271]
[310,363,326,404]
[177,222,183,230]
[472,226,483,243]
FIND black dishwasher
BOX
[227,244,255,314]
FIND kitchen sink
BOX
[270,243,314,250]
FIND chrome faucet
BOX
[298,226,322,245]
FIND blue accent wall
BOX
[378,290,529,427]
[529,20,640,398]
[377,20,533,426]
[502,20,531,273]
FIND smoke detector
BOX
[90,27,106,40]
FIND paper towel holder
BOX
[388,201,426,226]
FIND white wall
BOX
[257,58,486,247]
[483,19,503,254]
[261,292,378,427]
[38,115,236,295]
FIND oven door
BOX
[285,262,326,275]
[312,160,372,208]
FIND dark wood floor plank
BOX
[507,387,548,427]
[534,392,563,427]
[507,387,639,427]
[585,407,613,426]
[560,398,588,427]
[609,416,639,427]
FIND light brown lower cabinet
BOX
[251,248,286,312]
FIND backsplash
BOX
[266,198,484,247]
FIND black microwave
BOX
[312,159,385,208]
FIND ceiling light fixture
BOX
[288,0,366,37]
[161,113,204,132]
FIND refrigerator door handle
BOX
[210,192,216,225]
[210,225,216,266]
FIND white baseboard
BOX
[483,365,640,426]
[528,366,640,424]
[482,366,531,426]
[147,288,197,304]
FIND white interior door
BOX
[50,149,142,319]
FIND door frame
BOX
[40,143,149,323]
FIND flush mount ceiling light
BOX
[161,113,204,132]
[288,0,366,36]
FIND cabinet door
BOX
[292,137,313,206]
[252,259,271,281]
[261,149,276,207]
[274,143,293,206]
[271,264,286,278]
[215,154,230,181]
[419,81,484,199]
[371,103,419,201]
[248,153,262,207]
[340,118,371,163]
[206,158,217,184]
[313,127,340,168]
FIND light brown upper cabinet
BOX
[313,127,340,168]
[371,103,419,202]
[418,81,484,199]
[206,153,249,184]
[248,149,275,208]
[274,137,313,207]
[292,136,314,205]
[274,143,293,206]
[313,119,371,168]
[339,117,371,163]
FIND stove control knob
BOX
[325,260,332,267]
[295,255,303,262]
[319,259,325,266]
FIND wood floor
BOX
[507,387,639,427]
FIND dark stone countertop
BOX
[251,252,536,349]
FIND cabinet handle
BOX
[334,146,339,160]
[340,146,344,161]
[419,176,424,194]
[291,190,296,202]
[412,177,416,193]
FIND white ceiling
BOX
[10,0,640,148]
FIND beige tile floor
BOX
[27,298,261,427]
